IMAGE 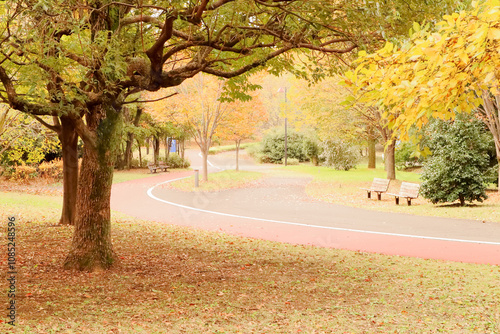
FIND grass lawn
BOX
[283,164,500,223]
[208,142,258,155]
[112,169,160,184]
[1,192,499,333]
[166,170,263,192]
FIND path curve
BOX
[111,151,500,266]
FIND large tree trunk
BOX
[59,117,79,226]
[385,141,396,180]
[64,107,122,271]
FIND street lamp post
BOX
[278,87,288,166]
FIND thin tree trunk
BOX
[235,139,240,171]
[368,138,376,169]
[201,147,209,182]
[181,139,185,159]
[385,141,396,180]
[497,158,500,191]
[124,108,142,170]
[64,107,121,271]
[124,133,133,169]
[59,117,79,226]
[478,90,500,192]
[164,137,170,162]
[137,139,142,167]
[153,137,160,164]
[35,115,79,226]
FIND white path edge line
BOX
[198,152,222,169]
[146,175,500,246]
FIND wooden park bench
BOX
[387,182,421,205]
[147,162,160,173]
[361,178,390,200]
[158,162,170,172]
[147,161,170,173]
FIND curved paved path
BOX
[111,150,500,266]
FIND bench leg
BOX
[395,197,399,205]
[377,193,381,200]
[367,191,371,199]
[407,198,412,206]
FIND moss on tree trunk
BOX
[64,107,122,271]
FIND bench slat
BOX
[388,182,420,205]
[360,178,390,200]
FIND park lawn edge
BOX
[165,170,264,192]
[279,164,500,223]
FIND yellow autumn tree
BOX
[346,0,500,183]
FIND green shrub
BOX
[130,158,141,168]
[395,142,423,170]
[260,127,309,164]
[302,135,322,166]
[420,115,491,206]
[166,153,190,168]
[484,164,499,186]
[283,157,300,165]
[319,139,360,171]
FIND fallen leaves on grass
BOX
[1,213,499,333]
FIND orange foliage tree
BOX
[144,74,229,181]
[218,94,267,171]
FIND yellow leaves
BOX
[483,1,500,21]
[382,42,394,54]
[471,26,489,45]
[458,52,469,66]
[455,72,469,82]
[488,28,500,40]
[423,47,439,59]
[357,50,367,58]
[443,12,461,27]
[346,0,500,141]
[413,22,421,33]
[483,72,496,84]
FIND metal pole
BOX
[284,117,288,166]
[194,169,199,187]
[284,87,288,166]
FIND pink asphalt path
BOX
[111,169,500,267]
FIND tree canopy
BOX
[345,0,499,135]
[0,0,479,270]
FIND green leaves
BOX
[420,115,492,206]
